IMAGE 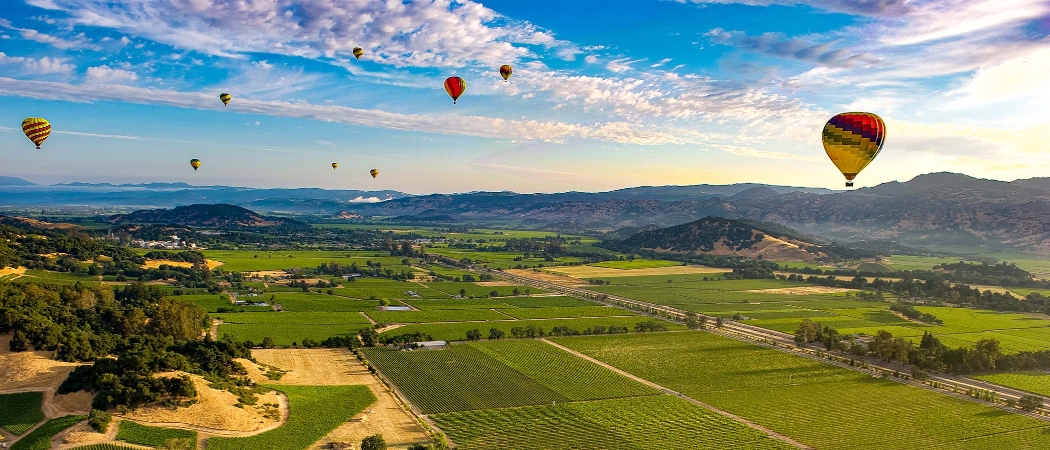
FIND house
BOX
[379,306,411,311]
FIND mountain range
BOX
[110,204,308,229]
[5,173,1050,253]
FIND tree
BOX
[407,445,431,450]
[911,368,930,382]
[361,434,387,450]
[1019,395,1043,412]
[793,319,817,347]
[459,288,466,297]
[379,298,390,307]
[261,336,275,349]
[88,409,111,432]
[466,329,482,341]
[489,290,499,297]
[715,317,724,328]
[10,329,30,351]
[360,328,378,347]
[488,328,505,340]
[684,312,700,329]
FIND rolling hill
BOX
[110,204,309,229]
[617,217,824,261]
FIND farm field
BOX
[434,395,794,450]
[363,340,658,414]
[548,264,724,278]
[206,384,375,450]
[591,259,681,269]
[496,306,632,319]
[216,311,373,346]
[366,308,512,323]
[115,421,196,447]
[0,392,45,435]
[201,250,408,272]
[973,371,1050,397]
[380,316,684,342]
[555,332,1050,450]
[11,415,87,450]
[424,246,586,269]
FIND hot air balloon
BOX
[21,117,50,149]
[499,65,513,81]
[353,47,363,60]
[219,93,231,106]
[332,163,339,169]
[190,159,201,171]
[821,112,885,187]
[369,169,379,179]
[444,77,466,104]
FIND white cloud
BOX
[584,55,598,64]
[85,66,138,83]
[28,0,571,68]
[947,46,1050,108]
[606,58,641,73]
[651,58,673,68]
[0,52,74,74]
[877,0,1049,46]
[0,21,94,49]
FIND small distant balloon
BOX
[499,65,512,81]
[332,162,339,169]
[353,47,363,60]
[370,169,379,179]
[444,77,466,104]
[190,159,201,171]
[821,112,886,188]
[219,93,231,106]
[21,117,50,149]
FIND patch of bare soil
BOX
[51,390,93,415]
[743,286,858,295]
[252,349,431,449]
[57,421,108,446]
[0,266,27,279]
[505,269,587,285]
[0,335,81,391]
[142,259,223,270]
[548,265,724,278]
[123,373,281,432]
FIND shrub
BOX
[361,433,387,450]
[88,409,111,433]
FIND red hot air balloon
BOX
[444,77,466,104]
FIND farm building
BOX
[379,305,412,311]
[414,341,447,349]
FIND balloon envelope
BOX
[190,159,201,171]
[332,163,338,169]
[369,169,379,179]
[22,117,50,149]
[219,93,231,106]
[444,77,466,104]
[499,65,512,81]
[353,47,363,60]
[821,112,885,187]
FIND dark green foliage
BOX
[87,409,111,433]
[361,434,387,450]
[890,303,943,325]
[1019,395,1043,412]
[619,217,765,253]
[115,420,196,447]
[633,321,667,332]
[10,415,87,450]
[0,392,45,435]
[379,331,433,346]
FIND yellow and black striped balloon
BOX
[22,117,51,149]
[353,47,363,60]
[219,93,231,106]
[821,112,886,187]
[190,159,201,171]
[369,168,379,179]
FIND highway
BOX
[485,267,1050,421]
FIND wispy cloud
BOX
[705,29,877,68]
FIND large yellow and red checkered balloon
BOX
[22,117,50,149]
[822,112,886,187]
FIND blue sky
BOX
[0,0,1048,193]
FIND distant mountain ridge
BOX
[0,176,35,186]
[110,204,308,229]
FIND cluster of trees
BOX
[380,331,434,346]
[795,318,1050,375]
[782,261,1049,290]
[783,273,1048,314]
[0,280,259,410]
[314,261,416,281]
[890,303,943,325]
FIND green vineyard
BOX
[115,420,196,447]
[0,392,45,435]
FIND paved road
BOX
[486,267,1050,421]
